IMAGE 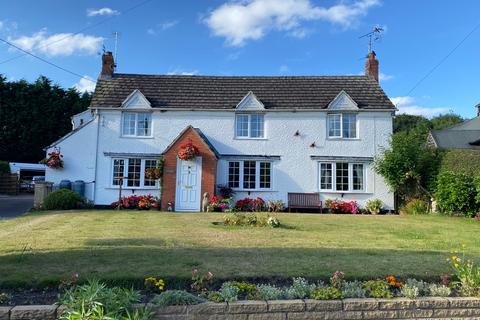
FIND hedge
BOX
[439,149,480,176]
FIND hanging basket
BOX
[40,151,64,169]
[177,142,199,161]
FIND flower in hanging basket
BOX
[177,142,199,161]
[40,151,64,169]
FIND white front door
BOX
[175,157,202,212]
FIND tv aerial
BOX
[359,26,384,54]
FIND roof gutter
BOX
[89,107,396,113]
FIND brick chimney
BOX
[365,51,379,82]
[99,51,115,80]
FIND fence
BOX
[0,173,19,195]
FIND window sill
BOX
[232,189,277,192]
[326,137,361,141]
[106,186,159,190]
[320,190,371,194]
[234,137,268,141]
[120,135,154,139]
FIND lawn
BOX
[0,211,479,287]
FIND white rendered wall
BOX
[47,109,394,209]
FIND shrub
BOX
[283,277,316,299]
[428,284,451,297]
[440,149,480,176]
[311,287,343,300]
[207,291,223,302]
[267,200,285,212]
[111,195,160,210]
[448,248,480,296]
[44,189,82,210]
[225,281,257,299]
[341,281,366,298]
[216,184,235,198]
[0,160,9,174]
[363,280,393,298]
[222,213,281,228]
[365,199,383,215]
[235,197,265,211]
[0,292,11,304]
[328,200,359,214]
[400,284,419,299]
[59,279,144,319]
[405,278,428,296]
[255,284,283,300]
[435,171,477,217]
[401,199,429,215]
[206,195,232,212]
[218,283,240,302]
[151,290,205,306]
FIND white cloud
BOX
[167,69,199,76]
[279,65,290,74]
[147,20,179,35]
[390,96,450,118]
[87,8,119,17]
[204,0,380,46]
[74,76,96,93]
[379,72,393,81]
[9,30,103,56]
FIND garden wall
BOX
[3,297,480,320]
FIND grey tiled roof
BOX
[430,130,480,149]
[90,74,395,110]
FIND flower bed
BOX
[325,199,359,214]
[111,194,160,210]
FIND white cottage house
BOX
[46,51,395,211]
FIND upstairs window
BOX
[122,112,152,137]
[327,114,357,139]
[235,114,264,138]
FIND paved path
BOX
[0,194,33,218]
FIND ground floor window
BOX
[228,160,272,190]
[319,162,365,192]
[111,158,158,188]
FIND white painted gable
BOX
[328,90,358,110]
[236,91,265,111]
[121,89,151,109]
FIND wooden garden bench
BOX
[288,192,322,213]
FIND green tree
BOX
[430,113,463,130]
[0,75,91,163]
[393,114,431,134]
[374,131,442,202]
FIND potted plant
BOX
[40,151,64,169]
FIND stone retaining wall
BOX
[1,297,480,320]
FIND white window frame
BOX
[318,162,365,193]
[227,160,273,191]
[110,158,158,189]
[121,112,153,137]
[327,113,358,139]
[235,114,265,139]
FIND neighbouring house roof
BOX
[429,129,480,149]
[90,74,395,110]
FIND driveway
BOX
[0,194,34,218]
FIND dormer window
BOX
[235,114,264,138]
[122,112,152,137]
[328,113,357,139]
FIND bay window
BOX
[122,112,152,137]
[228,160,272,190]
[327,113,357,138]
[235,114,264,138]
[112,158,158,188]
[319,162,365,192]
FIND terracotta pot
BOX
[399,210,408,216]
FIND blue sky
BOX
[0,0,479,118]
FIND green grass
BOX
[0,211,479,287]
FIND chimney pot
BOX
[365,50,379,82]
[476,103,480,117]
[100,51,115,80]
